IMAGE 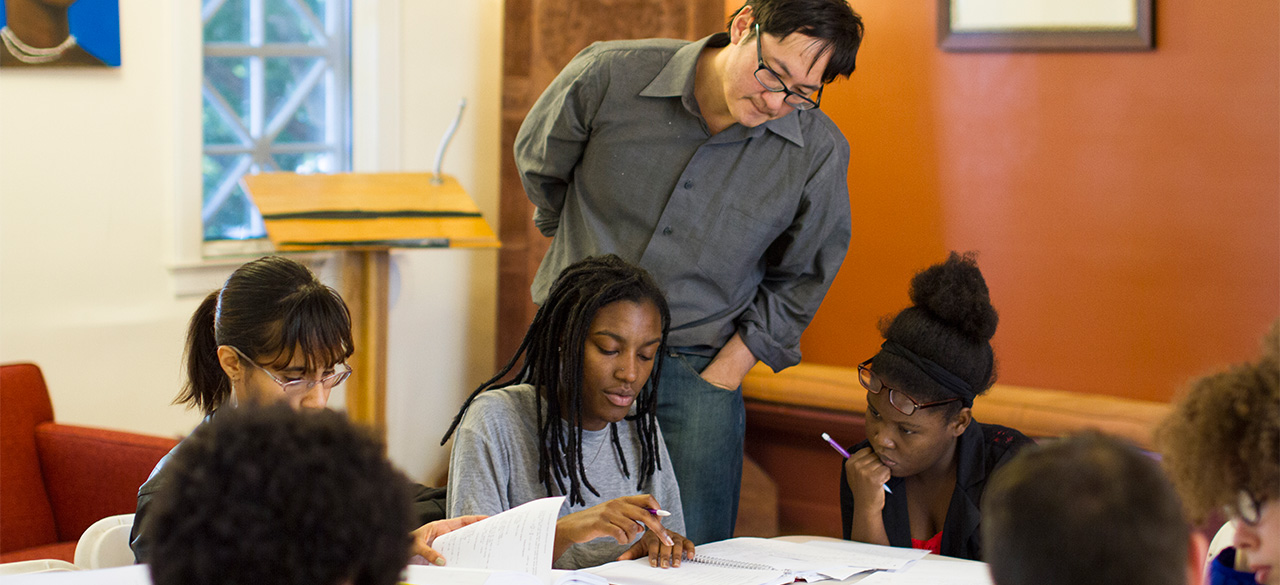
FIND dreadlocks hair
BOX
[442,254,671,507]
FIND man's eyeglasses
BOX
[230,347,352,398]
[1227,489,1264,527]
[858,359,958,416]
[754,23,823,111]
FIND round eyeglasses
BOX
[231,347,352,398]
[857,359,958,416]
[753,23,824,111]
[1226,489,1263,527]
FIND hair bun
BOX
[908,251,998,342]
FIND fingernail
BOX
[434,557,446,566]
[663,535,674,546]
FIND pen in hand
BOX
[822,432,892,494]
[645,508,672,517]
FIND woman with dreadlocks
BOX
[442,255,692,570]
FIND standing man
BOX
[516,0,864,544]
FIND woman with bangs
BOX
[130,256,478,565]
[838,252,1033,560]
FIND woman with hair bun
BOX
[838,252,1033,560]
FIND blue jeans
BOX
[654,351,745,545]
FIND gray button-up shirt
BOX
[516,33,852,370]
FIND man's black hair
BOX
[983,432,1191,585]
[730,0,865,83]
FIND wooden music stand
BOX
[243,172,499,432]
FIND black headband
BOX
[878,340,976,407]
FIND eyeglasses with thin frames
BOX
[753,23,823,111]
[230,347,352,398]
[857,359,959,416]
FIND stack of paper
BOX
[585,536,931,585]
[407,497,611,585]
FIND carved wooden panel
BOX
[497,0,726,365]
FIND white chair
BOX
[0,559,81,575]
[1204,520,1238,574]
[74,514,136,570]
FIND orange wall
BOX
[800,0,1279,403]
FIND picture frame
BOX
[0,0,121,68]
[938,0,1154,52]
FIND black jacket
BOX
[839,421,1033,561]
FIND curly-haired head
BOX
[868,251,999,417]
[148,405,414,585]
[1156,320,1280,523]
[443,254,671,506]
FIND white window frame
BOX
[169,0,403,295]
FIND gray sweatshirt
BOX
[446,384,685,569]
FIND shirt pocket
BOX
[694,202,790,300]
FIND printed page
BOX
[585,557,786,585]
[854,557,993,585]
[402,565,539,585]
[1,565,150,585]
[431,496,566,580]
[803,538,931,570]
[695,537,928,576]
[402,563,607,585]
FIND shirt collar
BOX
[640,32,805,147]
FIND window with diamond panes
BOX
[201,0,351,242]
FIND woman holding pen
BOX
[442,255,693,570]
[837,252,1033,561]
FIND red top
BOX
[911,531,943,555]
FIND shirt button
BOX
[662,226,673,235]
[683,180,693,189]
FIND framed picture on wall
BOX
[0,0,121,67]
[938,0,1154,52]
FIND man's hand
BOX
[409,515,487,566]
[699,332,758,390]
[617,526,695,568]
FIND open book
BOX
[405,496,605,585]
[585,536,930,585]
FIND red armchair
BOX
[1,363,179,563]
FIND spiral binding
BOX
[688,555,777,572]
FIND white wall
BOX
[0,0,502,485]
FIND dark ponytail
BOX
[173,256,354,416]
[176,291,232,414]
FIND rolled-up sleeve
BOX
[736,135,852,371]
[514,45,607,237]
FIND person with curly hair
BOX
[442,255,693,569]
[1157,321,1280,585]
[147,404,413,585]
[838,252,1034,560]
[131,256,480,565]
[982,432,1208,585]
